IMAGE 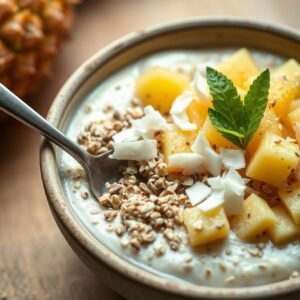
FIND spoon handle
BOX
[0,84,88,166]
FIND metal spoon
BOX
[0,83,124,199]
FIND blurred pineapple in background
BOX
[0,0,78,100]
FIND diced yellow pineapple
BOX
[288,107,300,129]
[135,67,190,114]
[269,76,297,119]
[269,205,300,244]
[274,59,300,96]
[246,108,282,159]
[217,48,259,90]
[279,183,300,225]
[202,117,237,151]
[230,194,276,240]
[183,207,230,247]
[162,129,198,173]
[246,132,300,188]
[186,100,211,129]
[289,99,300,112]
[237,87,247,100]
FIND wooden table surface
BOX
[1,1,300,299]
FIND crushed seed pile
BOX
[76,100,291,254]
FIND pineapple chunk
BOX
[269,205,300,244]
[288,107,300,129]
[274,59,300,95]
[289,99,300,112]
[217,48,259,90]
[279,183,300,224]
[162,129,197,172]
[246,132,300,188]
[237,87,247,100]
[230,194,276,240]
[269,76,297,119]
[246,108,282,158]
[186,100,211,129]
[183,207,229,247]
[136,67,189,114]
[202,117,237,151]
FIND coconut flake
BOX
[110,140,157,160]
[191,131,221,176]
[204,147,222,176]
[295,123,300,145]
[205,169,246,215]
[170,90,197,131]
[112,128,138,143]
[186,182,211,206]
[130,105,168,138]
[207,176,223,189]
[167,153,205,175]
[220,148,245,170]
[144,105,156,115]
[191,131,210,155]
[192,70,210,102]
[223,192,244,216]
[222,169,245,215]
[197,190,224,212]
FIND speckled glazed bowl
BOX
[40,18,300,299]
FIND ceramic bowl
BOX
[40,18,300,300]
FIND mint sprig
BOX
[206,67,270,149]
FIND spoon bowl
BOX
[0,83,124,199]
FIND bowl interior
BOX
[41,19,300,299]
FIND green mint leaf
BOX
[242,69,270,147]
[206,67,270,149]
[208,109,243,147]
[206,67,243,132]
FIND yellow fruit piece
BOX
[135,67,190,114]
[289,99,300,112]
[274,59,300,96]
[186,100,211,129]
[202,116,237,151]
[279,183,300,225]
[269,205,300,244]
[162,129,198,172]
[230,194,276,240]
[269,76,297,119]
[237,87,247,100]
[217,48,259,90]
[288,107,300,129]
[246,108,282,159]
[183,207,230,247]
[246,132,300,188]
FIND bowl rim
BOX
[40,17,300,299]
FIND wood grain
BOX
[0,0,299,299]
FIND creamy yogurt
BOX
[59,49,300,287]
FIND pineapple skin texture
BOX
[269,205,300,244]
[279,183,300,225]
[217,48,259,90]
[246,132,300,188]
[162,129,198,173]
[135,67,190,114]
[183,207,230,247]
[0,0,77,98]
[230,194,276,241]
